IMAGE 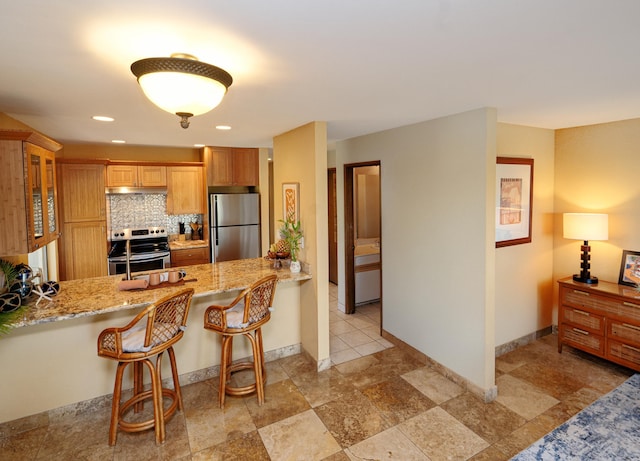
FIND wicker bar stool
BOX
[97,288,194,445]
[204,275,277,408]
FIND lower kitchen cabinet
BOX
[558,277,640,371]
[62,221,108,280]
[170,246,210,267]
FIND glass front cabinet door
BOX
[25,143,59,251]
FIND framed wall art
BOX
[495,157,534,248]
[618,250,640,287]
[282,182,300,222]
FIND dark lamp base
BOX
[573,274,599,284]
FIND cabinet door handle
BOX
[573,309,590,316]
[572,290,590,296]
[622,344,640,353]
[623,302,640,309]
[622,323,640,332]
[572,328,589,335]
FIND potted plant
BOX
[0,259,24,335]
[279,218,303,273]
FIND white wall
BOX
[495,123,555,346]
[336,108,497,393]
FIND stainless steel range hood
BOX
[105,186,167,195]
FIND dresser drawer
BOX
[559,324,604,355]
[607,339,640,369]
[561,286,640,323]
[608,320,640,346]
[560,305,604,333]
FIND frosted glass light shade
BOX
[137,72,227,116]
[131,55,232,128]
[563,213,608,241]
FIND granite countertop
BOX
[13,258,311,328]
[169,240,209,250]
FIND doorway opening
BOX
[344,162,381,318]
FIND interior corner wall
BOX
[273,122,330,366]
[554,118,640,317]
[336,108,496,391]
[258,147,271,256]
[495,123,555,346]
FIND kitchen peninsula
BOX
[0,259,311,424]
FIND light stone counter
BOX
[15,258,311,328]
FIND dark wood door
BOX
[328,168,338,284]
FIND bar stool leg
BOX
[109,362,127,446]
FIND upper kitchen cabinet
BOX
[166,165,205,214]
[206,147,259,186]
[60,163,106,222]
[106,164,167,187]
[0,130,62,256]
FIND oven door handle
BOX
[129,253,169,263]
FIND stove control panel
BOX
[110,227,167,241]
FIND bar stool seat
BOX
[97,288,194,445]
[204,275,277,407]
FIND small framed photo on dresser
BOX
[618,250,640,287]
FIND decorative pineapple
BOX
[268,239,290,259]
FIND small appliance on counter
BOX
[209,193,260,262]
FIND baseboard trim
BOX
[495,326,553,357]
[381,329,498,403]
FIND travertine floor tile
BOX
[361,376,436,426]
[402,366,464,404]
[290,368,356,408]
[315,389,390,448]
[245,378,310,428]
[259,409,341,461]
[399,407,489,460]
[495,374,560,420]
[345,427,430,460]
[192,430,270,461]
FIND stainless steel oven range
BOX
[107,227,170,276]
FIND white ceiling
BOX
[2,1,639,149]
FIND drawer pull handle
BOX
[573,310,590,316]
[622,344,640,353]
[623,302,640,309]
[572,328,589,335]
[622,323,640,332]
[572,290,590,296]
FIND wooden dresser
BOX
[558,277,640,371]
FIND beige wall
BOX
[273,122,330,368]
[553,118,640,318]
[495,123,556,345]
[337,108,497,394]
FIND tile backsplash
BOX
[107,194,202,237]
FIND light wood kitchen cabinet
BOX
[170,246,210,267]
[206,147,259,186]
[106,164,167,187]
[61,221,108,280]
[166,166,205,214]
[57,161,108,280]
[0,130,62,256]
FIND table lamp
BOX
[563,213,609,284]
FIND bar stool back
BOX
[97,288,194,445]
[204,275,277,407]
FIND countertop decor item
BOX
[131,53,233,129]
[279,218,303,273]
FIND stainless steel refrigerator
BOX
[209,193,260,262]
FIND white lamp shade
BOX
[563,213,608,241]
[138,72,227,116]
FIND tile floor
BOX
[0,290,634,460]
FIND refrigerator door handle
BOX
[213,196,219,246]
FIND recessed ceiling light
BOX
[111,139,126,144]
[216,125,231,130]
[194,144,205,148]
[92,115,114,122]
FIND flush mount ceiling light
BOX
[131,53,233,129]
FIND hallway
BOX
[328,283,392,365]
